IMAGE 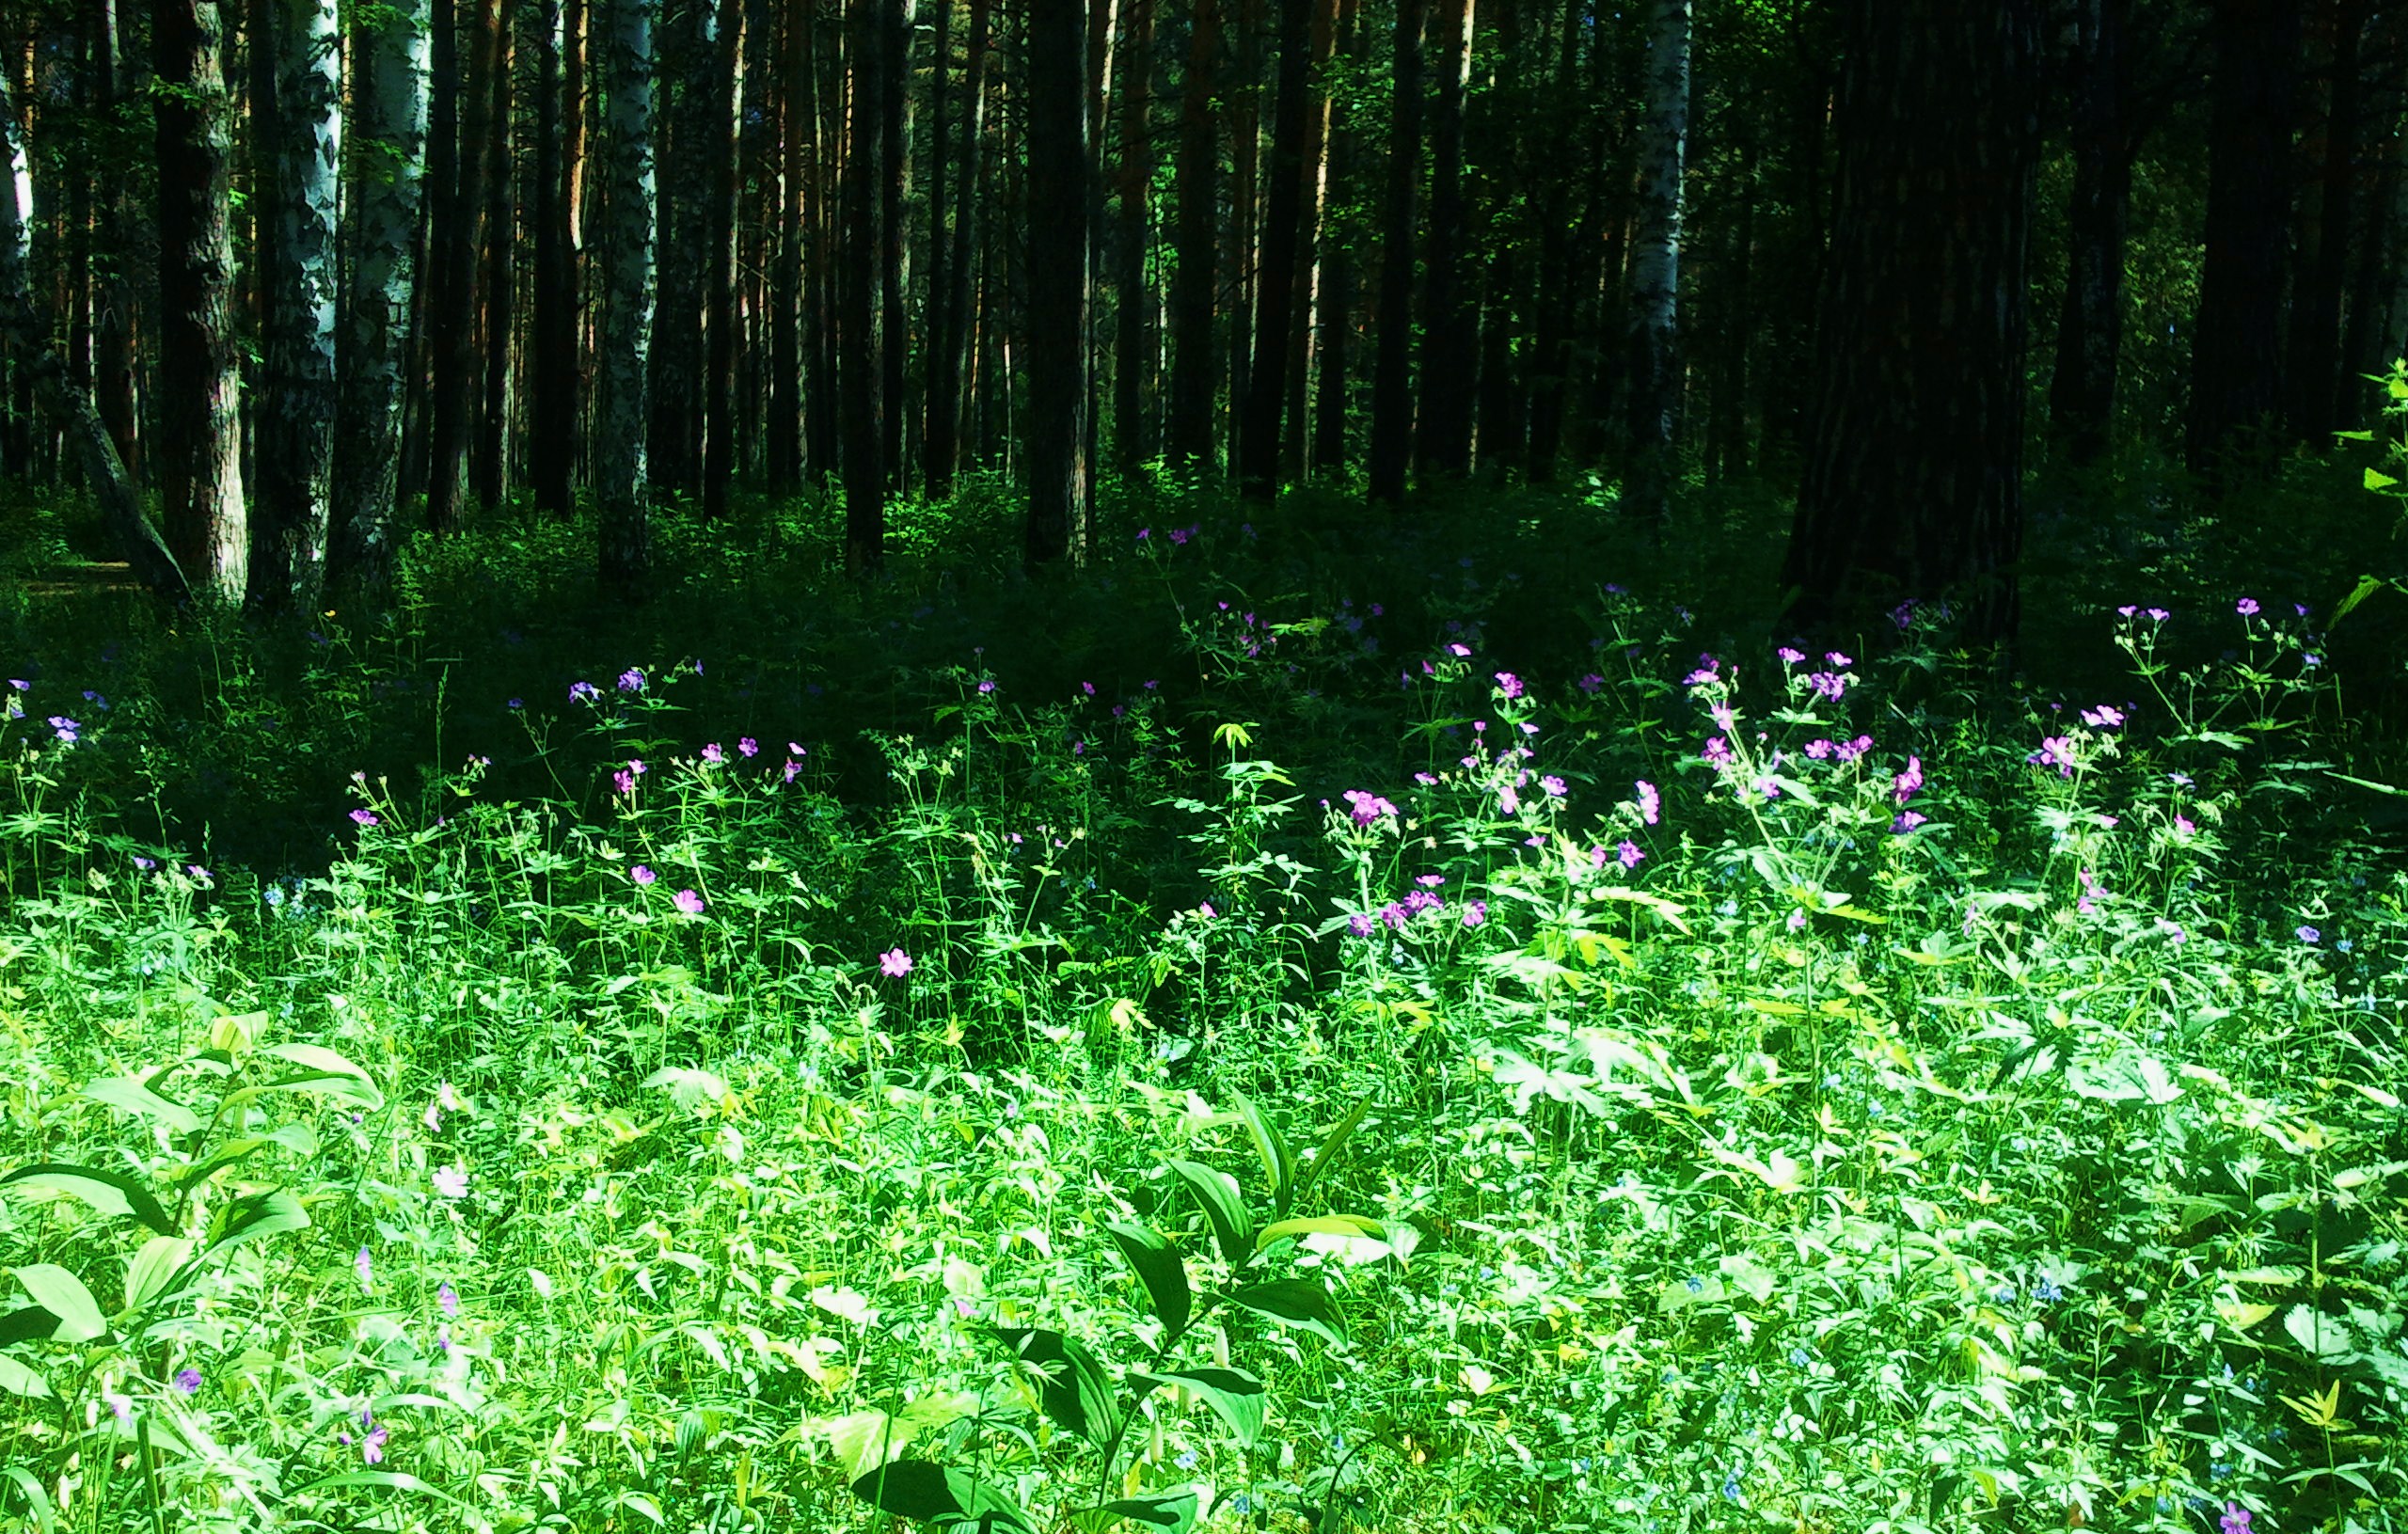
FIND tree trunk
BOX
[331,0,431,587]
[248,0,341,612]
[880,0,911,486]
[1309,0,1355,478]
[1166,0,1221,474]
[1623,0,1687,525]
[1781,0,2040,647]
[1111,0,1157,476]
[0,70,187,600]
[2048,0,2131,467]
[1226,0,1261,477]
[841,0,889,571]
[1280,0,1332,486]
[1027,0,1091,562]
[2188,0,2302,484]
[1413,0,1471,479]
[649,0,714,498]
[153,0,246,599]
[427,0,502,532]
[473,11,515,510]
[1237,0,1308,498]
[595,0,657,596]
[1366,0,1423,503]
[531,0,578,514]
[703,0,741,517]
[2288,0,2365,446]
[927,0,989,493]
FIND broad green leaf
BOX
[14,1266,105,1342]
[2283,1305,2354,1360]
[824,1410,916,1480]
[1292,1098,1370,1207]
[0,1463,58,1533]
[259,1044,383,1108]
[1225,1279,1347,1345]
[0,1164,176,1235]
[1100,1491,1198,1532]
[0,1355,50,1398]
[201,1190,309,1259]
[1257,1215,1381,1251]
[1132,1367,1266,1447]
[1716,1253,1778,1305]
[83,1077,201,1136]
[1232,1097,1291,1218]
[849,1460,1034,1531]
[206,1011,264,1054]
[1104,1222,1192,1338]
[989,1327,1118,1446]
[175,1126,319,1191]
[289,1470,469,1510]
[1166,1160,1255,1269]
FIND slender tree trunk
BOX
[770,0,808,491]
[927,0,989,492]
[2188,0,2302,484]
[154,0,246,599]
[703,0,741,516]
[1226,0,1261,475]
[1027,0,1091,562]
[331,0,431,586]
[531,0,577,514]
[595,0,657,595]
[1781,0,2040,646]
[1278,0,1331,486]
[90,0,140,484]
[842,0,890,570]
[1623,0,1687,525]
[1237,0,1308,498]
[881,0,912,486]
[1413,0,1470,478]
[1366,0,1423,504]
[649,0,712,498]
[247,0,341,611]
[2345,10,2408,417]
[1309,0,1354,477]
[0,70,187,599]
[926,0,953,486]
[2048,0,2131,467]
[2289,0,2365,445]
[427,0,503,531]
[1166,0,1221,473]
[473,13,515,509]
[1112,0,1157,475]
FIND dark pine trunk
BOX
[1112,0,1159,476]
[1414,0,1472,479]
[1366,0,1424,504]
[841,0,888,571]
[1781,0,2040,647]
[1165,0,1222,474]
[1237,0,1309,499]
[703,0,740,517]
[2048,0,2132,467]
[1026,0,1092,562]
[1309,0,1356,478]
[2287,0,2366,445]
[427,0,504,532]
[532,0,578,514]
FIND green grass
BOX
[0,466,2403,1534]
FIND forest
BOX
[2,0,2407,1530]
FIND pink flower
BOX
[1460,901,1487,928]
[356,1247,373,1289]
[1196,902,1215,919]
[879,948,913,977]
[433,1164,469,1199]
[1893,755,1924,805]
[737,736,758,757]
[1617,841,1644,870]
[673,889,705,915]
[630,864,657,886]
[438,1280,459,1318]
[349,808,379,828]
[1635,781,1660,825]
[702,742,724,765]
[1495,672,1524,699]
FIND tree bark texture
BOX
[841,0,889,571]
[531,0,578,514]
[2047,0,2131,467]
[1366,0,1424,503]
[1166,0,1221,473]
[1238,0,1309,498]
[1414,0,1471,479]
[1624,0,1688,525]
[1026,0,1092,563]
[1112,0,1158,475]
[596,0,657,595]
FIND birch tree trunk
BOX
[596,0,657,596]
[248,0,341,611]
[331,0,430,587]
[1624,0,1688,526]
[153,0,247,600]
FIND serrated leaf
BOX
[2283,1305,2355,1360]
[1104,1222,1191,1338]
[1132,1367,1265,1447]
[0,1163,176,1235]
[14,1266,105,1342]
[1232,1097,1291,1218]
[83,1077,202,1135]
[989,1327,1119,1446]
[824,1410,916,1481]
[1166,1160,1255,1269]
[1225,1279,1347,1345]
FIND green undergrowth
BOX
[0,470,2404,1533]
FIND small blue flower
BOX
[1685,1275,1704,1293]
[2034,1275,2064,1304]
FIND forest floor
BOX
[0,459,2404,1533]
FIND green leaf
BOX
[2328,770,2408,799]
[1166,1160,1255,1269]
[0,1163,176,1235]
[2332,575,2391,625]
[259,1043,383,1108]
[0,1355,50,1398]
[1100,1491,1199,1531]
[83,1076,202,1136]
[201,1190,309,1258]
[1131,1367,1266,1447]
[824,1410,917,1481]
[989,1327,1119,1446]
[2282,1305,2355,1360]
[1104,1221,1192,1338]
[1225,1279,1348,1346]
[13,1266,105,1342]
[1232,1097,1292,1218]
[850,1460,1034,1531]
[123,1237,195,1314]
[0,1463,59,1533]
[1293,1098,1370,1208]
[2366,467,2400,491]
[289,1470,470,1510]
[1256,1215,1381,1251]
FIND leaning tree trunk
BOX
[595,0,657,597]
[2188,0,2302,485]
[249,0,342,613]
[1624,0,1689,526]
[1236,0,1309,500]
[1026,0,1091,563]
[1781,0,2041,647]
[330,0,431,587]
[1366,0,1425,504]
[1165,0,1221,475]
[840,0,889,572]
[2048,0,2131,467]
[154,0,246,600]
[0,71,187,600]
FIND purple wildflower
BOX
[879,947,912,977]
[672,889,705,915]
